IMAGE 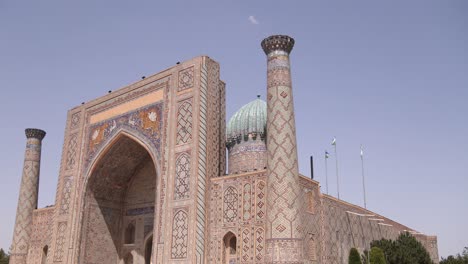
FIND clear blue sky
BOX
[1,0,466,259]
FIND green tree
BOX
[349,247,362,264]
[440,247,468,264]
[369,247,386,264]
[370,232,433,264]
[0,248,9,264]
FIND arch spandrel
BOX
[83,102,164,176]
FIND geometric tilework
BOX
[171,210,188,259]
[242,183,252,221]
[223,186,238,223]
[176,100,193,145]
[256,181,266,220]
[53,222,67,262]
[174,153,190,200]
[27,208,54,264]
[255,227,265,262]
[70,112,80,130]
[241,228,250,262]
[59,176,73,215]
[65,133,77,170]
[178,66,194,91]
[265,48,303,244]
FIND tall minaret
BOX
[262,35,304,263]
[10,128,46,264]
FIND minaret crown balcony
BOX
[261,35,295,55]
[25,128,46,140]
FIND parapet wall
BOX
[299,175,439,264]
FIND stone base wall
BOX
[27,207,55,264]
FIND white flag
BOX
[360,145,364,156]
[331,137,336,146]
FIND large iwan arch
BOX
[79,133,158,264]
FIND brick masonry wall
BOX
[27,207,54,264]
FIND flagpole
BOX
[325,151,329,194]
[361,145,367,209]
[332,137,340,200]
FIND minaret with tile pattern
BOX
[10,129,46,264]
[262,35,304,263]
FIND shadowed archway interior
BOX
[81,135,156,264]
[223,232,237,264]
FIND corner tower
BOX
[10,128,46,264]
[262,35,304,262]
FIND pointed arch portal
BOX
[80,135,157,264]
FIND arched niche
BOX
[144,234,153,264]
[41,245,48,264]
[223,231,237,264]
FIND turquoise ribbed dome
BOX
[226,96,267,146]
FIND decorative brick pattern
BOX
[176,100,193,145]
[30,209,54,246]
[256,181,266,220]
[223,186,238,223]
[70,112,81,130]
[255,227,265,262]
[65,133,78,170]
[178,66,194,91]
[59,176,73,215]
[171,210,188,259]
[53,222,67,262]
[174,153,191,200]
[242,183,252,221]
[27,208,54,264]
[242,229,251,262]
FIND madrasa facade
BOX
[10,35,439,264]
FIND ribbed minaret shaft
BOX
[262,35,304,263]
[10,128,46,264]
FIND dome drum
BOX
[226,132,265,149]
[226,97,267,174]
